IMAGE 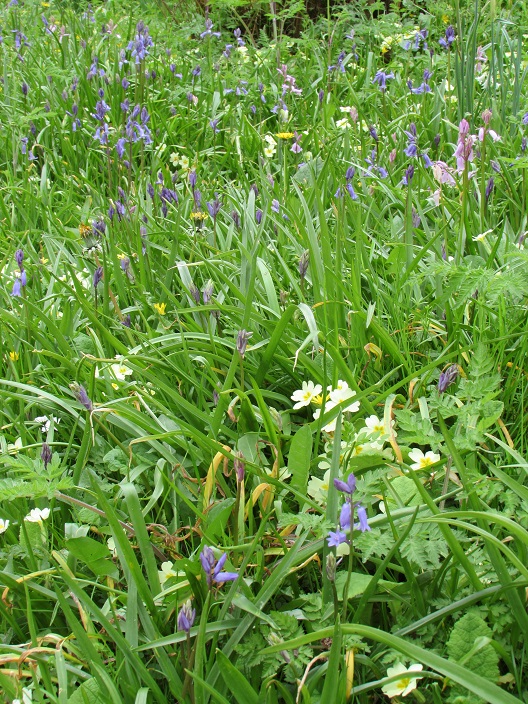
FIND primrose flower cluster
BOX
[291,380,360,432]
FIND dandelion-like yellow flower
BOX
[190,211,207,220]
[154,302,166,315]
[9,351,19,361]
[276,132,294,139]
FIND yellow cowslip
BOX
[190,211,207,220]
[153,302,166,315]
[9,351,19,361]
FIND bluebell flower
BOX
[116,138,127,159]
[439,25,455,49]
[200,546,238,587]
[355,505,371,532]
[210,118,220,133]
[177,600,196,633]
[372,70,394,92]
[327,530,347,547]
[11,279,22,297]
[334,473,356,494]
[15,249,24,269]
[20,137,28,155]
[200,19,221,39]
[402,164,415,185]
[234,28,245,46]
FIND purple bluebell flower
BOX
[234,28,245,46]
[20,270,27,286]
[189,283,201,305]
[422,153,433,168]
[340,501,352,530]
[485,177,494,200]
[21,82,28,96]
[127,22,153,64]
[234,451,245,482]
[369,125,379,142]
[200,18,221,39]
[318,89,324,103]
[92,219,106,237]
[11,279,22,297]
[402,164,415,185]
[41,443,52,468]
[15,249,24,269]
[192,65,201,77]
[490,160,500,173]
[223,44,233,59]
[189,170,197,189]
[210,118,220,133]
[231,210,241,228]
[271,199,280,213]
[116,138,127,159]
[202,281,214,304]
[177,600,196,633]
[345,166,355,181]
[256,208,263,224]
[522,137,527,152]
[346,183,358,199]
[299,250,309,279]
[236,329,252,358]
[327,530,347,547]
[93,267,103,288]
[372,70,394,92]
[439,25,456,50]
[20,137,28,155]
[522,112,528,125]
[74,384,93,412]
[200,546,238,587]
[207,198,221,219]
[328,51,346,73]
[334,473,356,495]
[193,189,202,210]
[438,364,458,393]
[94,124,109,145]
[122,314,131,328]
[355,505,371,532]
[160,187,178,205]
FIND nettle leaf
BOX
[447,612,500,682]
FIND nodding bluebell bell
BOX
[202,281,214,304]
[207,198,221,219]
[234,28,245,46]
[122,313,131,328]
[189,283,201,305]
[372,70,394,92]
[177,600,196,633]
[11,280,22,297]
[402,164,415,186]
[439,25,456,49]
[41,443,52,469]
[21,82,28,96]
[199,546,238,588]
[200,18,221,39]
[231,210,241,229]
[93,267,103,288]
[15,249,24,269]
[485,177,494,200]
[236,329,252,358]
[72,384,93,412]
[209,118,220,133]
[256,208,263,224]
[438,364,458,393]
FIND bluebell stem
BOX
[41,443,52,469]
[438,364,458,393]
[177,600,196,633]
[236,329,252,358]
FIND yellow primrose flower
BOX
[382,663,423,698]
[408,448,440,470]
[9,351,19,361]
[154,302,166,315]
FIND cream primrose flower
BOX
[7,437,23,454]
[381,662,423,698]
[363,415,396,440]
[307,469,331,504]
[25,507,50,523]
[179,156,190,170]
[328,381,360,413]
[313,402,337,432]
[291,381,323,409]
[336,118,350,129]
[264,134,277,146]
[0,518,9,534]
[264,145,276,158]
[110,357,133,381]
[408,448,440,470]
[170,152,180,166]
[159,561,180,585]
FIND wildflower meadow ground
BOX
[0,0,527,701]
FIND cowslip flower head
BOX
[291,381,323,409]
[25,507,50,523]
[408,448,440,470]
[381,663,423,698]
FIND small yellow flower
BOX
[276,132,294,139]
[42,2,50,6]
[154,302,166,315]
[117,252,128,260]
[190,211,207,220]
[9,351,19,361]
[442,14,450,23]
[79,223,91,238]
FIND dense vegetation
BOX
[0,0,527,702]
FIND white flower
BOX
[313,402,337,432]
[264,145,276,158]
[110,357,133,381]
[180,156,190,170]
[0,518,9,534]
[7,437,23,454]
[363,415,396,441]
[291,381,323,409]
[351,439,384,456]
[336,118,350,129]
[408,448,440,470]
[264,134,277,146]
[159,561,180,585]
[307,469,331,504]
[328,381,360,413]
[473,229,492,242]
[25,507,50,523]
[381,662,423,698]
[34,416,60,433]
[170,152,179,166]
